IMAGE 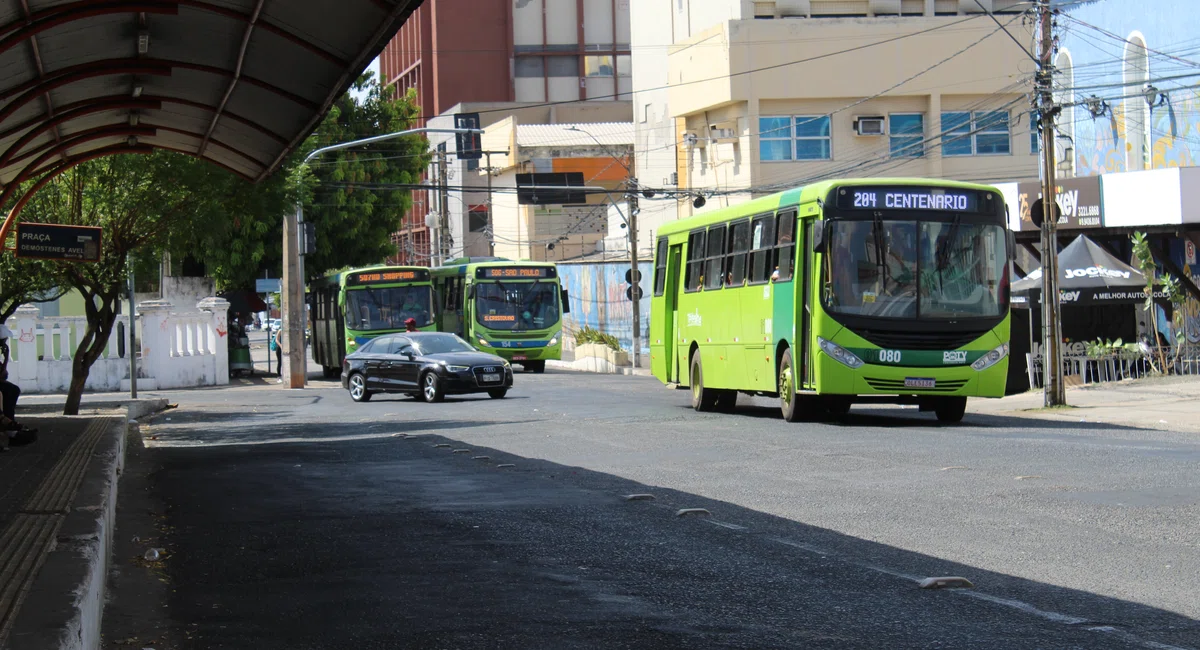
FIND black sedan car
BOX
[341,332,514,403]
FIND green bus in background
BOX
[650,178,1012,423]
[310,266,436,377]
[431,257,568,373]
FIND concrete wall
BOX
[631,0,681,257]
[558,260,653,357]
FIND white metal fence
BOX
[1027,345,1200,389]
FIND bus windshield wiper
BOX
[937,214,963,272]
[871,215,889,289]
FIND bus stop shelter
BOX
[0,0,425,242]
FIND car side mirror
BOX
[561,288,570,314]
[399,346,415,359]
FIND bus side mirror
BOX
[468,284,476,299]
[1007,229,1016,260]
[561,289,570,314]
[812,222,827,254]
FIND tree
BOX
[20,153,199,414]
[299,73,430,279]
[0,256,66,323]
[1131,231,1185,374]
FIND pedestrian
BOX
[0,324,37,450]
[273,326,283,376]
[405,317,418,333]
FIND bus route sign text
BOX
[476,267,555,279]
[347,269,429,285]
[840,187,983,213]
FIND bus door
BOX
[800,218,815,388]
[665,243,683,382]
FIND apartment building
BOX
[379,0,635,264]
[633,0,1041,234]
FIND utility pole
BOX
[627,177,641,371]
[484,150,495,257]
[127,253,137,398]
[437,149,450,265]
[1037,0,1066,406]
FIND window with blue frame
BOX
[942,110,1011,156]
[758,115,832,161]
[889,113,924,158]
[759,116,793,161]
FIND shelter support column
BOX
[283,204,306,388]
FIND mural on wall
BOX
[1075,90,1200,177]
[558,261,652,356]
[1170,238,1200,344]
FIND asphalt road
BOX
[100,372,1200,649]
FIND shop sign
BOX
[1017,176,1102,231]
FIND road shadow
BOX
[134,429,1200,650]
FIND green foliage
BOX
[298,73,431,279]
[0,255,66,322]
[1084,338,1125,358]
[574,326,621,351]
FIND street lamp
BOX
[278,126,483,389]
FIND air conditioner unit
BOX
[710,127,738,142]
[854,116,886,136]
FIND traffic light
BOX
[625,267,643,301]
[455,112,482,160]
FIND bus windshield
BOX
[344,285,433,331]
[824,219,1006,319]
[476,280,561,331]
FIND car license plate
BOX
[512,355,527,360]
[481,373,500,383]
[904,377,936,388]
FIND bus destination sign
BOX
[476,266,556,280]
[346,269,429,285]
[838,187,984,213]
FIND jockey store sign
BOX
[1016,176,1102,232]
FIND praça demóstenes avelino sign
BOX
[14,223,102,262]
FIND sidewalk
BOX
[969,375,1200,433]
[0,397,165,650]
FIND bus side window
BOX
[684,230,705,292]
[749,214,776,283]
[704,225,726,290]
[653,238,668,297]
[775,210,797,281]
[726,219,750,286]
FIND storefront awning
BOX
[1012,235,1166,307]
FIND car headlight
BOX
[478,338,491,347]
[445,365,471,372]
[971,342,1010,371]
[818,337,864,369]
[502,360,511,368]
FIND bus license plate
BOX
[512,355,527,360]
[904,377,936,388]
[481,373,500,383]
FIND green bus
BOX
[310,266,436,377]
[650,178,1012,423]
[431,257,568,373]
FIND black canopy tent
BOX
[1011,235,1168,307]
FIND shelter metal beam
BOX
[0,98,163,169]
[199,0,265,157]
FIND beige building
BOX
[481,120,634,262]
[634,0,1040,224]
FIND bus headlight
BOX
[818,337,864,369]
[971,343,1010,371]
[478,338,491,347]
[548,331,560,346]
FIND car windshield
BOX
[475,280,561,331]
[411,333,475,355]
[824,219,1007,319]
[344,285,433,331]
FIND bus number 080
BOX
[879,349,902,363]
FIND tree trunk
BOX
[62,302,117,415]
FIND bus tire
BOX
[935,397,967,423]
[322,366,340,379]
[824,396,853,419]
[778,349,802,423]
[690,351,719,412]
[420,371,445,403]
[524,360,546,373]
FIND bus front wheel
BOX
[935,397,967,423]
[778,349,802,423]
[524,361,546,373]
[690,351,718,412]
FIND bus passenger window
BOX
[685,230,706,292]
[653,238,668,296]
[750,215,776,283]
[704,225,726,290]
[775,212,796,281]
[726,220,750,286]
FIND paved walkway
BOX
[970,375,1200,433]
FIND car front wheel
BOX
[348,373,372,402]
[421,371,445,403]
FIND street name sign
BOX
[15,223,102,262]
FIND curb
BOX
[2,398,167,650]
[546,360,652,377]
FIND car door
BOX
[392,337,421,389]
[363,336,395,389]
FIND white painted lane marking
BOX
[705,520,746,531]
